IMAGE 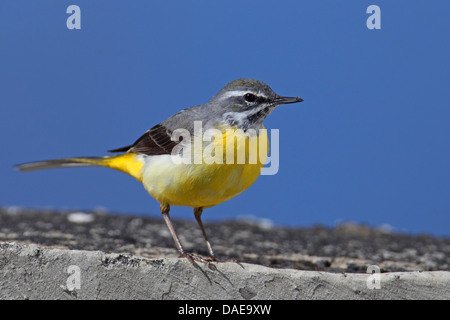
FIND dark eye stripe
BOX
[256,95,269,103]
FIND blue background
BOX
[1,1,449,236]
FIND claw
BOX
[179,252,238,270]
[208,255,238,263]
[180,252,215,268]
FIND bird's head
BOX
[208,78,303,130]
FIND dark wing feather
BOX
[108,145,133,153]
[108,124,180,155]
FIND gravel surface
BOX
[1,207,449,273]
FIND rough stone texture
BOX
[1,207,449,299]
[1,242,449,300]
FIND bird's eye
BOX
[244,93,257,103]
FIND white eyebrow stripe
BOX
[219,90,268,100]
[219,90,249,100]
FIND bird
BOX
[16,78,303,265]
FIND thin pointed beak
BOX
[274,96,304,105]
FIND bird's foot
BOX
[179,252,238,269]
[208,255,238,263]
[179,252,217,269]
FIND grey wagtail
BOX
[16,78,303,265]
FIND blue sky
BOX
[1,1,449,236]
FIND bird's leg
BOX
[193,207,216,258]
[160,203,213,266]
[194,207,236,263]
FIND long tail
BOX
[15,153,144,182]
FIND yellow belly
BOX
[141,128,268,208]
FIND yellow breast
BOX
[141,127,269,208]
